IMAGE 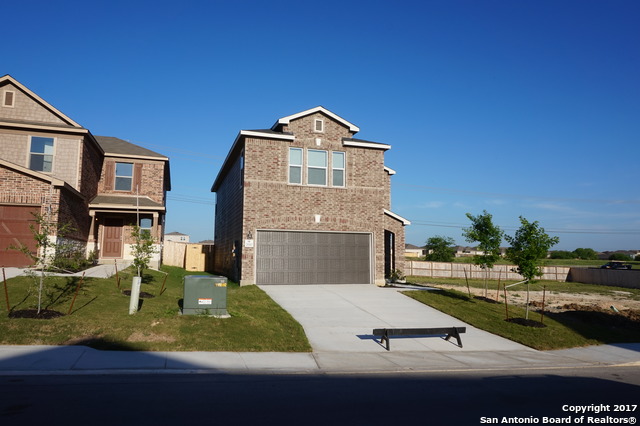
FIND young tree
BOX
[425,236,456,262]
[462,211,503,296]
[11,211,75,314]
[130,225,157,277]
[573,248,598,260]
[505,216,560,319]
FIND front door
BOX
[102,218,123,258]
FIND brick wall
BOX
[213,152,244,281]
[241,113,395,285]
[98,158,166,203]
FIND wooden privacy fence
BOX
[406,261,570,282]
[162,240,214,272]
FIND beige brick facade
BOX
[213,107,408,285]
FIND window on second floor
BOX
[289,148,346,187]
[115,162,133,191]
[289,148,302,184]
[29,137,54,173]
[332,152,345,187]
[308,149,327,186]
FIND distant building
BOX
[165,232,190,243]
[405,244,425,258]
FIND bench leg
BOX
[380,329,390,351]
[444,329,463,348]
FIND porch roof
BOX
[89,195,165,211]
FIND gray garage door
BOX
[256,230,371,285]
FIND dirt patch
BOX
[8,309,65,319]
[122,290,155,298]
[432,284,640,312]
[126,331,176,343]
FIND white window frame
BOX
[3,90,15,108]
[307,149,328,186]
[139,217,153,237]
[29,136,55,173]
[331,151,346,188]
[114,162,134,191]
[314,118,324,133]
[288,147,303,185]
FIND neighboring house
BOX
[0,75,170,268]
[405,244,425,258]
[165,232,190,243]
[212,106,410,286]
[454,246,507,258]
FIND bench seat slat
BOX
[372,326,466,350]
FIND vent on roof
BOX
[3,90,15,107]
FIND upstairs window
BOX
[29,137,54,173]
[332,152,345,187]
[289,148,302,184]
[314,118,324,133]
[115,162,133,191]
[307,149,327,186]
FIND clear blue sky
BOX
[6,0,639,251]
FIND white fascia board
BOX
[0,158,66,186]
[343,140,391,150]
[104,153,169,162]
[384,166,396,175]
[0,120,89,134]
[384,209,411,226]
[276,106,360,132]
[240,130,295,141]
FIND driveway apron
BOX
[259,284,532,353]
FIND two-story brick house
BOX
[0,75,170,268]
[212,106,409,286]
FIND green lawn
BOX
[0,266,311,352]
[403,278,640,350]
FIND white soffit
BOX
[275,106,360,132]
[384,209,411,226]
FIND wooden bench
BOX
[372,327,466,351]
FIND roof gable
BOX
[0,75,83,129]
[272,106,360,133]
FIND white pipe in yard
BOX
[129,276,142,314]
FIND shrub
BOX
[549,250,576,259]
[609,253,632,261]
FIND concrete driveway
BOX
[259,284,533,353]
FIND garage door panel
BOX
[0,205,39,267]
[256,230,371,285]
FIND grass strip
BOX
[0,265,311,352]
[403,287,640,350]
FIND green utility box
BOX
[182,275,229,317]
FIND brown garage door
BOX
[256,230,371,285]
[0,205,39,267]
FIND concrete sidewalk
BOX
[0,343,638,376]
[1,276,638,376]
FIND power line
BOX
[396,183,640,205]
[409,220,640,235]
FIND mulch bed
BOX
[121,290,155,298]
[8,309,65,319]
